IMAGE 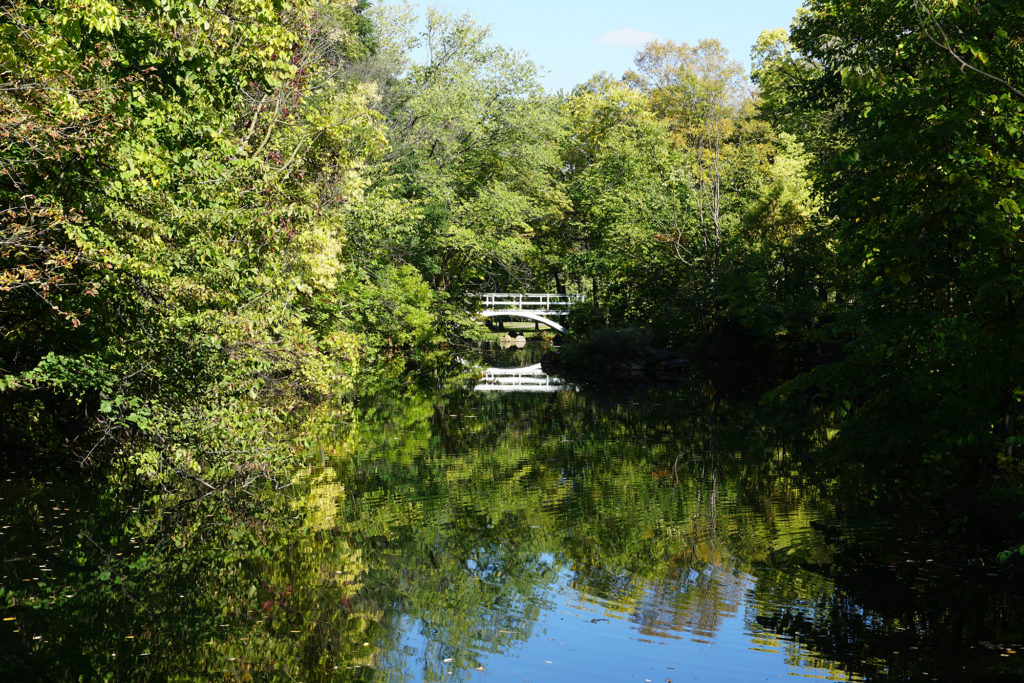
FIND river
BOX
[1,345,1023,680]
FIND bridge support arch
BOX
[480,310,567,334]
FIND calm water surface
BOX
[2,347,1023,680]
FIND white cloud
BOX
[597,28,660,48]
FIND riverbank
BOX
[541,328,689,384]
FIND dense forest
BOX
[2,0,1023,545]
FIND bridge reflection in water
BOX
[473,363,576,393]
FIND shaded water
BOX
[2,348,1024,680]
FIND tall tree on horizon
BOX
[624,40,748,326]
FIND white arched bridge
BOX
[476,292,586,333]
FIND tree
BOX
[624,40,748,322]
[365,8,567,297]
[550,75,683,327]
[784,0,1024,486]
[0,0,383,484]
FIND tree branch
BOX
[914,0,1024,101]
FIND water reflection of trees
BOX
[0,413,379,680]
[338,376,848,680]
[342,375,1024,681]
[5,374,1023,680]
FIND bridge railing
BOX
[476,293,586,313]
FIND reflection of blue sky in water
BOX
[393,561,858,682]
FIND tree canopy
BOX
[2,0,1023,559]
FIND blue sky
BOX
[382,0,805,92]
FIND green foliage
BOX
[719,128,835,340]
[366,8,568,295]
[779,0,1024,486]
[0,0,380,484]
[4,0,1024,648]
[551,41,831,350]
[551,76,684,331]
